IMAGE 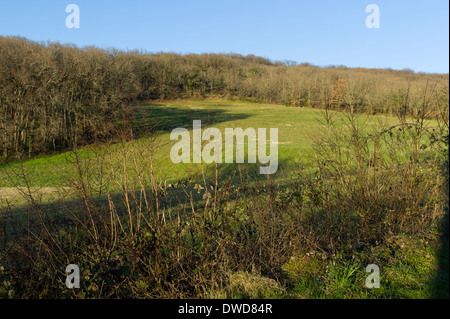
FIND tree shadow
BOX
[430,208,449,299]
[131,102,253,135]
[0,158,296,240]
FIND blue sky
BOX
[0,0,448,73]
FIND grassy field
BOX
[0,99,448,299]
[0,99,403,201]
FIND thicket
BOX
[1,36,448,160]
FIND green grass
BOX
[0,99,402,187]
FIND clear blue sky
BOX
[0,0,448,73]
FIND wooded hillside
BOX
[1,36,448,160]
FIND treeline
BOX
[0,36,448,160]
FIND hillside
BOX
[1,36,448,161]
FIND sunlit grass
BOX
[0,99,433,209]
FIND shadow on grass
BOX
[0,102,255,188]
[431,208,449,299]
[0,158,296,242]
[132,102,253,135]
